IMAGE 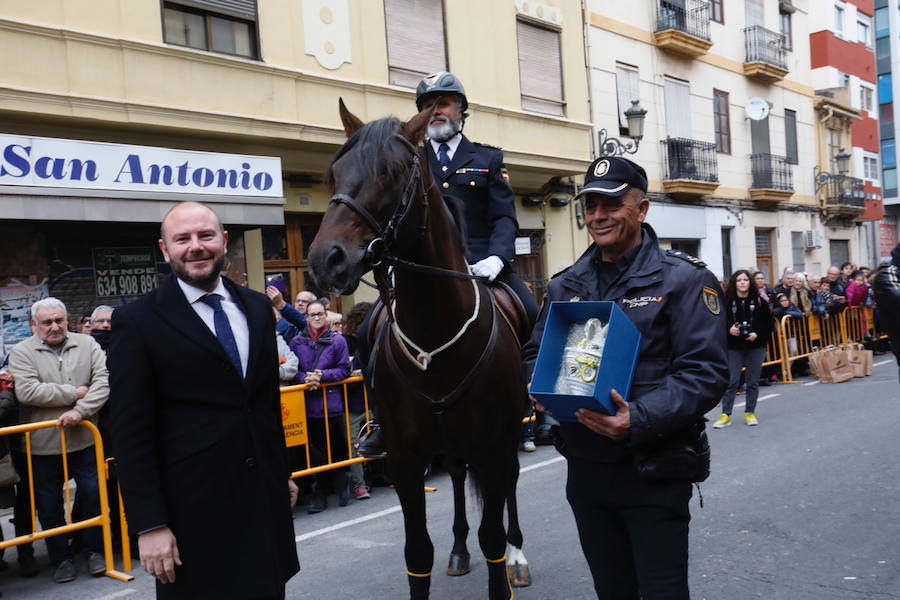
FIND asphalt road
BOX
[1,357,898,599]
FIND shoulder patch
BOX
[666,249,706,268]
[702,286,721,315]
[473,141,503,151]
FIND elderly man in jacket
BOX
[8,297,109,583]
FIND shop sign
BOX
[0,133,283,197]
[92,247,159,298]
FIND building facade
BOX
[0,0,594,363]
[587,0,882,282]
[875,0,900,259]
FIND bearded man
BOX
[107,201,299,599]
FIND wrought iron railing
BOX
[743,25,788,69]
[750,153,793,190]
[661,138,719,182]
[823,175,865,208]
[656,0,711,41]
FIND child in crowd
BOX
[812,279,836,317]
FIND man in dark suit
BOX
[108,201,299,599]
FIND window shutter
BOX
[170,0,256,21]
[664,78,692,138]
[615,65,640,130]
[745,0,764,27]
[785,109,798,164]
[517,20,564,115]
[384,0,447,88]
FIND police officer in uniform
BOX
[522,157,728,599]
[415,71,539,322]
[357,72,539,457]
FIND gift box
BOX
[529,301,642,422]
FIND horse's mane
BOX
[323,117,410,186]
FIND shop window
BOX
[162,1,259,60]
[516,19,565,116]
[262,214,340,312]
[383,0,447,88]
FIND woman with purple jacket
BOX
[289,301,351,513]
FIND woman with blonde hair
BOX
[790,272,814,316]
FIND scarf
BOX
[307,324,328,342]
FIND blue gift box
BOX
[529,301,642,422]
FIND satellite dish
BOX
[745,98,770,121]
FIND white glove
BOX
[471,255,504,281]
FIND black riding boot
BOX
[357,424,386,458]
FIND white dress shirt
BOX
[177,277,250,376]
[430,133,463,169]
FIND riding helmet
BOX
[415,71,468,112]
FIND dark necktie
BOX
[438,143,450,169]
[199,293,243,379]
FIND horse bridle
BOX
[328,133,428,269]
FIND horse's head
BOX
[308,100,432,294]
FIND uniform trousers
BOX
[496,268,539,325]
[566,457,692,600]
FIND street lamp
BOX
[598,100,648,157]
[814,148,853,193]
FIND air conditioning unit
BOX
[804,229,824,249]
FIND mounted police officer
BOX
[522,156,728,599]
[358,71,539,457]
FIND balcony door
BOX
[745,0,764,27]
[750,115,771,155]
[664,78,692,139]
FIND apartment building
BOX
[0,0,594,362]
[587,0,877,281]
[810,0,884,268]
[875,0,900,258]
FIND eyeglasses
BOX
[308,312,326,318]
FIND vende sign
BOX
[0,134,283,197]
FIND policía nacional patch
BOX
[702,286,720,315]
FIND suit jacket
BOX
[108,275,299,599]
[426,135,518,262]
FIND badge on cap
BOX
[702,286,720,315]
[594,159,610,178]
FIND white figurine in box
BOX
[554,318,609,396]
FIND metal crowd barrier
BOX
[0,420,132,581]
[767,305,888,383]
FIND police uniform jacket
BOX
[873,243,900,354]
[107,275,299,599]
[426,135,518,262]
[522,224,728,462]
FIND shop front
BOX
[0,133,284,364]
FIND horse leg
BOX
[445,457,471,576]
[475,461,515,600]
[504,457,531,587]
[392,459,434,600]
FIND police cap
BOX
[575,157,648,199]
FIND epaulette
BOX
[665,249,706,268]
[473,141,503,151]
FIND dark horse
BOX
[308,101,531,600]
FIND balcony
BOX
[660,138,719,197]
[742,26,789,81]
[749,153,793,202]
[822,175,866,219]
[654,1,713,58]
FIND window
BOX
[162,1,258,59]
[835,4,845,36]
[780,10,792,51]
[721,227,733,277]
[879,73,893,103]
[615,63,640,136]
[664,77,692,138]
[785,108,798,165]
[516,20,565,116]
[791,232,805,273]
[875,6,889,38]
[828,129,843,172]
[713,89,731,154]
[882,138,896,169]
[864,155,880,180]
[884,168,897,196]
[710,0,723,24]
[858,18,872,47]
[860,84,874,112]
[384,0,447,88]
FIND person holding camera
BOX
[713,270,773,428]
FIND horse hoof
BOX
[446,553,471,576]
[507,563,532,587]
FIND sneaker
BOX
[737,388,746,395]
[712,414,731,429]
[53,559,76,583]
[522,440,536,452]
[86,551,105,576]
[356,425,387,459]
[353,485,371,500]
[744,412,759,426]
